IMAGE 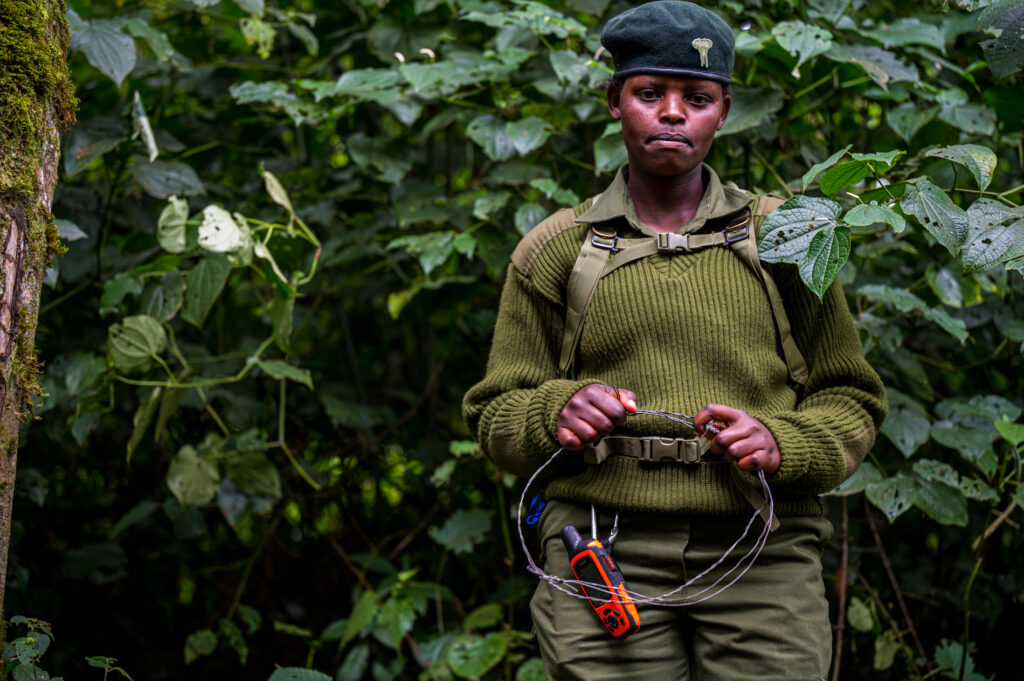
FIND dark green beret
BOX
[600,1,734,84]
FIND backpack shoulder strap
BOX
[560,225,617,378]
[730,193,810,392]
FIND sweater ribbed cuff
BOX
[761,412,846,493]
[539,379,606,450]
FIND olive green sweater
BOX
[463,167,887,517]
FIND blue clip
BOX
[526,497,546,525]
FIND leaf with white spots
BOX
[900,178,969,256]
[925,144,997,191]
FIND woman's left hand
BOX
[693,404,781,475]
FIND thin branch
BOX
[971,501,1018,552]
[387,503,441,561]
[850,562,924,680]
[865,497,930,668]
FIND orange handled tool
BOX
[560,522,640,638]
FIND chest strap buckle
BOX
[656,232,689,251]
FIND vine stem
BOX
[959,554,984,681]
[278,379,320,491]
[865,497,930,669]
[849,562,923,680]
[749,146,794,197]
[970,500,1018,552]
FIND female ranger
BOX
[463,2,887,679]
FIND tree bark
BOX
[0,0,76,639]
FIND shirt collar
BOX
[576,164,753,236]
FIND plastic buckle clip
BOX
[640,438,702,463]
[723,223,749,244]
[656,233,689,251]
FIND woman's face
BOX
[608,74,731,179]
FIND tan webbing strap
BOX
[730,196,810,392]
[729,463,780,531]
[583,435,712,465]
[560,232,616,377]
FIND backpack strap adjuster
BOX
[722,222,750,244]
[590,227,620,252]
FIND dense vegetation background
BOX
[5,0,1024,679]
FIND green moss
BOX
[0,0,77,204]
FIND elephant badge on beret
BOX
[691,38,713,68]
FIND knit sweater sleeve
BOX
[462,264,601,477]
[758,265,888,494]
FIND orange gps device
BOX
[561,525,641,638]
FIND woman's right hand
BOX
[556,384,638,450]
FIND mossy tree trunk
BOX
[0,0,76,638]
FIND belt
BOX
[583,435,715,465]
[582,435,780,531]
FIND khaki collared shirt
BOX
[575,164,753,236]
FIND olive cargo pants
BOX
[530,500,833,681]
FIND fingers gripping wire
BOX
[516,409,774,607]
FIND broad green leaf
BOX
[181,255,231,328]
[826,44,918,89]
[757,195,843,262]
[319,619,347,642]
[65,353,107,395]
[926,266,962,307]
[959,477,998,501]
[823,461,883,496]
[772,21,833,75]
[235,0,264,15]
[269,295,294,351]
[866,474,919,522]
[157,196,188,254]
[56,218,88,241]
[798,222,850,299]
[320,395,394,430]
[930,420,995,464]
[530,179,579,206]
[279,17,317,56]
[844,204,906,233]
[880,388,931,457]
[938,103,996,136]
[885,103,939,143]
[818,161,871,198]
[864,18,945,51]
[387,232,455,275]
[858,284,967,342]
[240,16,275,59]
[63,117,127,177]
[874,630,899,671]
[108,314,167,373]
[463,603,502,631]
[127,387,161,463]
[846,596,873,632]
[238,605,262,635]
[255,359,313,390]
[223,451,281,499]
[167,445,220,506]
[900,178,969,256]
[337,644,370,681]
[962,199,1024,273]
[517,658,545,681]
[594,133,628,173]
[267,669,331,681]
[848,150,904,173]
[100,272,143,316]
[130,159,205,198]
[926,144,997,191]
[515,203,547,236]
[921,307,968,343]
[995,416,1024,447]
[914,477,967,526]
[429,509,493,555]
[119,16,176,62]
[466,115,515,162]
[378,594,417,649]
[913,459,959,488]
[801,145,850,191]
[935,639,988,681]
[716,87,784,136]
[549,49,589,85]
[341,591,379,649]
[198,205,253,259]
[937,394,1021,422]
[71,19,136,86]
[141,272,185,322]
[506,117,552,156]
[184,629,217,665]
[447,633,508,680]
[131,91,158,162]
[979,0,1024,79]
[218,618,248,665]
[473,191,512,220]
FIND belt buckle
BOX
[644,437,682,462]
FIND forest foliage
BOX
[6,0,1024,679]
